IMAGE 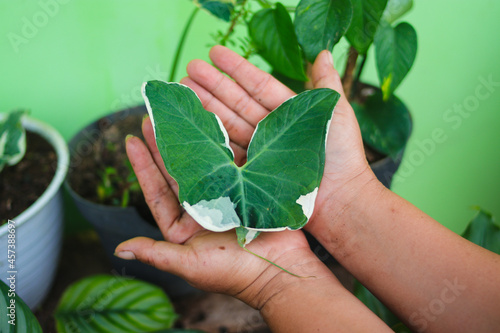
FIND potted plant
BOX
[0,110,69,309]
[64,107,195,296]
[173,0,417,188]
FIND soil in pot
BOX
[0,131,57,225]
[67,113,154,223]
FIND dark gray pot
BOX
[65,106,197,297]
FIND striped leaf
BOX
[55,275,178,333]
[0,279,42,333]
[0,110,27,172]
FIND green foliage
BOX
[96,150,141,207]
[143,81,339,244]
[295,0,353,63]
[375,22,417,100]
[462,208,500,255]
[180,0,418,158]
[346,0,388,54]
[0,110,28,172]
[0,280,42,333]
[249,3,308,81]
[352,88,411,156]
[193,0,234,21]
[54,275,178,333]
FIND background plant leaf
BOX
[375,22,417,100]
[381,0,412,24]
[55,275,178,333]
[352,88,411,156]
[346,0,388,54]
[193,0,234,21]
[143,81,339,235]
[295,0,353,63]
[0,110,28,172]
[462,208,500,254]
[0,280,42,333]
[248,3,308,81]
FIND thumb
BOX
[115,237,189,276]
[311,50,351,111]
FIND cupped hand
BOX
[115,117,322,308]
[181,45,376,234]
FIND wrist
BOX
[307,166,386,251]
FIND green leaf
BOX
[375,22,417,100]
[143,81,339,243]
[193,0,234,22]
[354,280,401,327]
[55,275,178,333]
[0,280,42,333]
[0,110,28,172]
[346,0,388,54]
[295,0,353,63]
[249,3,308,81]
[462,208,500,255]
[352,88,411,156]
[381,0,412,24]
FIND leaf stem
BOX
[242,246,315,279]
[342,46,359,101]
[352,53,367,99]
[169,7,200,82]
[219,0,248,46]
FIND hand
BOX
[115,117,326,309]
[181,45,377,236]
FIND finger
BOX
[141,116,179,195]
[310,50,352,112]
[186,58,270,128]
[209,45,295,111]
[115,237,191,278]
[126,135,183,237]
[180,76,255,149]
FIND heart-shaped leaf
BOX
[55,275,178,332]
[248,3,308,81]
[381,0,413,24]
[0,280,42,333]
[143,81,339,245]
[346,0,388,54]
[462,208,500,255]
[375,22,417,100]
[352,87,411,156]
[193,0,234,22]
[295,0,353,63]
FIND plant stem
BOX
[169,7,200,82]
[220,0,248,46]
[342,46,359,101]
[352,53,367,99]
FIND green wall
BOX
[1,1,499,234]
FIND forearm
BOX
[309,174,500,332]
[255,257,391,332]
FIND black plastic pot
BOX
[65,106,197,297]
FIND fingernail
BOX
[114,251,136,260]
[325,50,334,66]
[125,134,135,142]
[142,114,149,123]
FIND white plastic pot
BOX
[0,115,69,309]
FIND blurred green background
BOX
[1,1,499,234]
